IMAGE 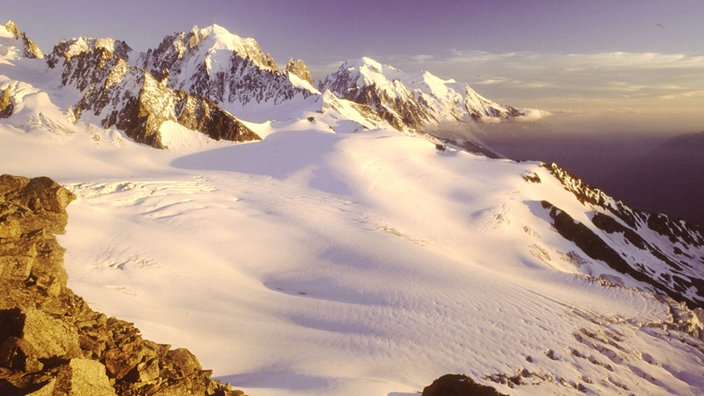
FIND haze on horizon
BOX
[2,0,703,134]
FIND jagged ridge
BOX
[320,56,525,131]
[138,25,316,106]
[46,36,260,148]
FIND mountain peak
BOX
[321,57,526,132]
[48,37,131,64]
[2,20,20,39]
[1,20,44,59]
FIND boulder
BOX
[422,374,508,396]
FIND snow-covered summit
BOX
[0,20,44,59]
[48,37,131,63]
[320,56,525,131]
[138,24,316,107]
[141,24,278,76]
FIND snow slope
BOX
[3,21,704,396]
[3,114,704,395]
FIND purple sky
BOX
[3,0,703,132]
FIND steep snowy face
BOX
[139,24,316,106]
[544,163,704,308]
[46,37,259,148]
[320,56,524,131]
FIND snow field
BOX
[44,125,701,395]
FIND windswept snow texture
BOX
[2,20,704,396]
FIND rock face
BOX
[0,86,13,118]
[285,58,314,85]
[0,174,243,395]
[47,37,260,149]
[2,21,43,59]
[20,33,43,59]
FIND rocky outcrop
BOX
[0,174,243,395]
[285,58,314,85]
[47,37,260,149]
[0,86,13,118]
[3,21,19,38]
[422,374,508,396]
[3,21,43,59]
[21,33,43,59]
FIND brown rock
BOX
[0,175,245,395]
[52,359,116,396]
[422,374,508,396]
[0,86,13,118]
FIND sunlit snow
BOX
[2,23,703,396]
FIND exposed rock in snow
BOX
[0,86,13,117]
[545,163,704,308]
[285,57,314,85]
[1,21,43,59]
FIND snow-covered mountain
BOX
[3,19,704,396]
[138,24,318,107]
[46,35,260,148]
[320,56,524,130]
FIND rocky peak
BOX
[48,37,131,66]
[20,33,43,59]
[139,24,278,82]
[1,21,44,59]
[139,24,315,106]
[462,83,523,120]
[47,37,130,91]
[0,174,244,395]
[285,58,313,85]
[3,20,19,38]
[321,57,440,130]
[46,35,260,149]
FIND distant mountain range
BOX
[600,131,704,225]
[2,21,538,151]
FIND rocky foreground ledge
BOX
[0,174,243,395]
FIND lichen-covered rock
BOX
[0,175,244,395]
[52,359,116,396]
